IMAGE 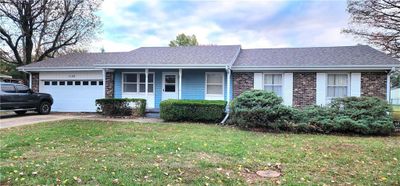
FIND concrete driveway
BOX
[0,112,79,129]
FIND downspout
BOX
[387,67,396,103]
[19,69,31,87]
[221,65,231,124]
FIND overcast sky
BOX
[91,0,360,52]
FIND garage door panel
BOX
[40,80,103,112]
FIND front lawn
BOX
[0,120,399,185]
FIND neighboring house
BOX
[17,45,399,112]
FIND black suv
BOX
[0,82,53,115]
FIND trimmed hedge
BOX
[160,99,227,122]
[229,90,395,135]
[95,98,146,117]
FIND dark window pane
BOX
[165,75,176,83]
[124,84,137,92]
[44,81,50,85]
[83,81,89,85]
[51,81,57,85]
[139,74,145,83]
[90,81,97,85]
[67,81,73,85]
[75,81,81,85]
[148,74,154,82]
[148,84,154,92]
[165,84,175,92]
[1,85,16,93]
[59,81,65,85]
[124,74,137,82]
[98,81,103,85]
[139,84,145,92]
[16,85,30,93]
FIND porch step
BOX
[145,108,160,118]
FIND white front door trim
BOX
[162,72,179,100]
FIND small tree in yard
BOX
[343,0,400,58]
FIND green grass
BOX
[1,120,399,185]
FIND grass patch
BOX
[0,120,399,185]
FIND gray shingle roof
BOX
[19,45,399,70]
[20,45,241,69]
[233,45,399,67]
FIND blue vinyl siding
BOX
[114,69,229,108]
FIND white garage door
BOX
[39,71,104,112]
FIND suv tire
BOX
[38,101,51,115]
[15,110,27,115]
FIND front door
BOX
[162,72,179,100]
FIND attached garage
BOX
[38,71,104,112]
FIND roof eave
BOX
[231,65,400,71]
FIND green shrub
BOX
[296,97,394,135]
[95,98,146,117]
[229,90,295,129]
[160,99,226,122]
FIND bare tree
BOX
[343,0,400,58]
[0,0,101,66]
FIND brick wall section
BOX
[31,73,39,93]
[105,71,114,98]
[293,72,316,107]
[361,72,387,99]
[233,72,254,97]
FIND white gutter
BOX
[232,65,400,71]
[17,67,102,72]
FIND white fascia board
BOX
[94,64,227,69]
[231,65,400,71]
[17,67,101,72]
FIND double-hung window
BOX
[205,72,224,100]
[123,73,154,93]
[327,74,348,99]
[263,74,283,96]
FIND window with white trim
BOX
[263,74,282,96]
[123,73,154,93]
[327,74,348,98]
[205,72,224,95]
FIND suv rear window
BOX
[1,84,16,93]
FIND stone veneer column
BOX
[361,72,387,99]
[31,73,39,93]
[232,72,254,97]
[105,71,114,98]
[293,72,316,107]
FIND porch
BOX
[106,68,233,109]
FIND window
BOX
[98,81,103,85]
[206,72,224,95]
[82,81,89,85]
[15,85,30,93]
[263,74,282,96]
[123,73,154,93]
[90,81,97,85]
[1,84,16,93]
[67,81,73,85]
[59,81,65,85]
[75,81,81,85]
[327,74,348,98]
[51,81,57,86]
[44,81,50,85]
